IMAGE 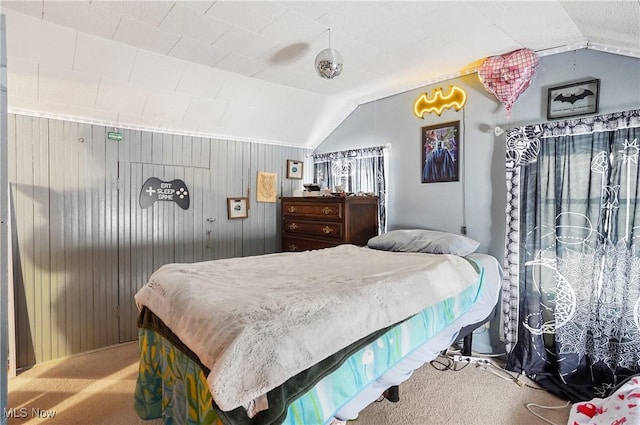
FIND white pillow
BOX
[367,229,480,256]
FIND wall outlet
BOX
[452,355,491,366]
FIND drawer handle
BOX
[288,223,299,230]
[287,206,296,213]
[322,226,334,234]
[289,244,298,251]
[321,207,332,215]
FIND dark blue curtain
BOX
[313,146,387,233]
[502,110,640,402]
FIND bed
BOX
[133,229,502,425]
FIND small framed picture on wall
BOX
[547,79,600,120]
[256,171,277,202]
[286,160,303,179]
[227,197,248,219]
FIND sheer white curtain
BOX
[313,146,387,233]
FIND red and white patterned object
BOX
[568,375,640,425]
[478,48,539,117]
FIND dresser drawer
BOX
[282,201,343,220]
[282,236,338,252]
[283,219,343,240]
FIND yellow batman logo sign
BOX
[413,86,467,118]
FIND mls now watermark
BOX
[3,407,57,419]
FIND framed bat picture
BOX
[286,160,303,179]
[547,79,600,120]
[421,121,460,183]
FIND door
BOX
[116,132,214,342]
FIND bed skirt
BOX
[135,327,222,425]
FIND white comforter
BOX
[134,244,480,411]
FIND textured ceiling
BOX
[2,1,639,148]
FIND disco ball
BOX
[315,48,343,79]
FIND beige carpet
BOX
[7,342,161,425]
[7,342,571,425]
[354,358,571,425]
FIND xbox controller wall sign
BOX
[140,177,190,210]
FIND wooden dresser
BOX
[281,196,379,252]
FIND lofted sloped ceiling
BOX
[2,1,639,148]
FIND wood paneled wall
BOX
[8,114,309,368]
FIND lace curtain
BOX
[502,109,640,401]
[313,146,387,233]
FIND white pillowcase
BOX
[367,229,480,256]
